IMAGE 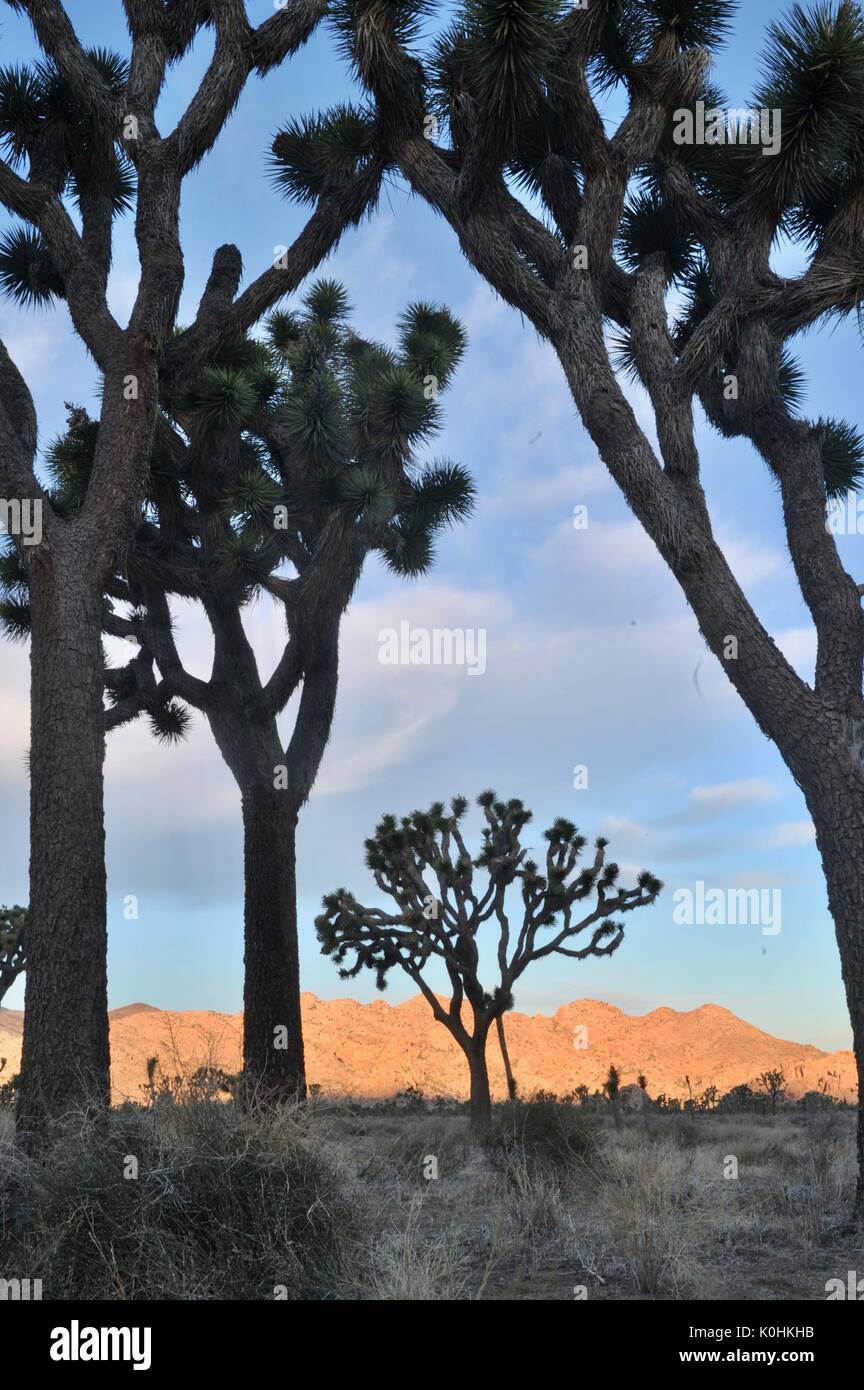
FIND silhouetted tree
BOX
[758,1067,787,1114]
[699,1084,719,1111]
[604,1062,623,1131]
[0,0,375,1132]
[317,791,661,1134]
[3,282,471,1096]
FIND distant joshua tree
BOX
[0,906,27,1005]
[699,1085,719,1112]
[758,1068,788,1114]
[604,1063,623,1131]
[317,791,661,1135]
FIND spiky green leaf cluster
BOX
[269,104,376,205]
[44,415,99,508]
[820,417,864,497]
[328,0,435,74]
[0,49,135,309]
[0,596,31,642]
[398,302,467,389]
[0,227,64,307]
[752,2,864,220]
[429,0,564,155]
[147,700,193,746]
[617,190,699,279]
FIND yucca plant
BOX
[276,0,864,1219]
[317,791,661,1135]
[0,3,375,1133]
[3,281,472,1096]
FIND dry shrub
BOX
[0,1098,358,1300]
[487,1100,605,1174]
[367,1194,469,1300]
[601,1137,703,1296]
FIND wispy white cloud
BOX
[766,820,816,849]
[683,778,778,820]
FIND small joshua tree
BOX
[758,1067,787,1114]
[317,791,662,1135]
[0,905,27,1006]
[604,1062,623,1131]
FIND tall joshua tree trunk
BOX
[241,786,305,1097]
[203,615,316,1101]
[792,729,864,1217]
[461,1011,494,1138]
[466,1038,492,1138]
[17,538,110,1135]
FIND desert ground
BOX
[1,1090,861,1301]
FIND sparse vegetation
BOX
[0,1097,358,1300]
[1,1090,857,1301]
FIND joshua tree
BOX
[758,1067,787,1114]
[0,905,27,1005]
[604,1062,623,1131]
[0,0,387,1132]
[317,791,661,1134]
[2,282,471,1094]
[699,1084,719,1111]
[276,0,864,1217]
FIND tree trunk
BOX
[241,787,306,1099]
[806,762,864,1221]
[16,543,110,1137]
[495,1013,517,1101]
[466,1036,492,1139]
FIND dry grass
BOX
[0,1096,861,1300]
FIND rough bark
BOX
[240,787,305,1098]
[466,1035,492,1139]
[16,538,109,1136]
[789,726,864,1219]
[200,599,338,1097]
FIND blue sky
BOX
[1,0,861,1052]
